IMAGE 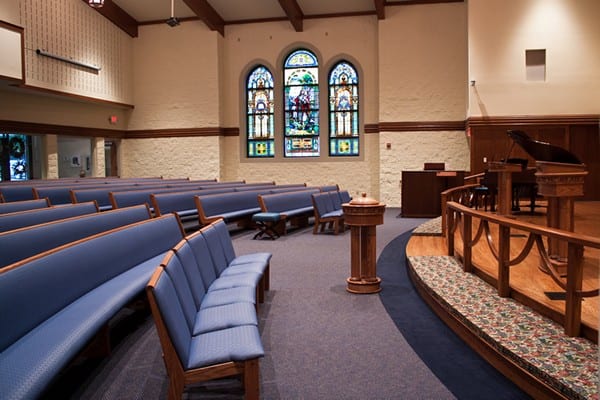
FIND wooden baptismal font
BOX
[342,193,386,294]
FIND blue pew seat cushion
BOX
[187,325,264,370]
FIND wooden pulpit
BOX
[487,161,522,217]
[535,161,588,262]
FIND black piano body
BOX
[478,130,584,213]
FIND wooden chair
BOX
[146,266,264,400]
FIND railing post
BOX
[497,225,510,297]
[446,206,454,256]
[565,243,584,337]
[463,213,472,273]
[441,192,448,236]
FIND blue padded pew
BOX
[109,181,251,211]
[0,204,152,268]
[0,201,99,233]
[193,186,314,228]
[0,198,51,214]
[0,214,185,400]
[257,188,320,235]
[146,218,271,399]
[0,185,37,202]
[311,191,346,235]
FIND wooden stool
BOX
[252,212,282,240]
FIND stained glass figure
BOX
[247,65,275,157]
[0,133,30,181]
[284,49,320,157]
[329,61,359,156]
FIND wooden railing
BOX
[440,183,480,235]
[445,201,600,338]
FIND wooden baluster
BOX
[498,225,511,297]
[447,207,455,256]
[565,242,584,337]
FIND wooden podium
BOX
[486,161,523,217]
[342,193,386,294]
[535,161,588,263]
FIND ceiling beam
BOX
[82,0,138,38]
[278,0,303,32]
[373,0,385,19]
[182,0,225,36]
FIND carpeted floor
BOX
[42,208,532,399]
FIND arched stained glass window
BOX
[247,65,275,158]
[328,61,359,156]
[283,49,319,157]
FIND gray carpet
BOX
[70,209,456,399]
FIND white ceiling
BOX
[110,0,412,24]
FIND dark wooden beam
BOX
[374,0,385,19]
[182,0,225,36]
[82,0,138,38]
[278,0,303,32]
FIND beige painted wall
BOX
[468,0,600,116]
[128,22,221,129]
[378,3,469,206]
[119,136,221,180]
[0,0,19,25]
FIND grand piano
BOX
[487,130,588,261]
[480,130,585,215]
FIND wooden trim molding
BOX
[0,120,124,138]
[379,120,466,132]
[364,123,379,133]
[125,127,223,139]
[467,115,600,127]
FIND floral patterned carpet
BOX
[407,254,598,400]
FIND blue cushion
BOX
[199,286,256,309]
[252,212,281,222]
[193,302,258,335]
[187,325,264,370]
[208,272,262,292]
[185,231,219,291]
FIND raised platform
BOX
[407,254,597,400]
[405,203,599,399]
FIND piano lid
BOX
[507,130,582,165]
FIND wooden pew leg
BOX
[243,359,260,400]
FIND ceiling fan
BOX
[165,0,180,27]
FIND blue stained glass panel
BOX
[247,65,275,158]
[328,61,359,156]
[284,49,320,157]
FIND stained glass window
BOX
[247,65,275,158]
[284,49,320,157]
[329,61,359,156]
[0,133,30,181]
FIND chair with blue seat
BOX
[311,192,345,235]
[146,266,264,400]
[160,249,258,335]
[183,229,263,305]
[211,219,271,290]
[198,224,265,303]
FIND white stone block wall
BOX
[379,131,470,207]
[119,137,220,180]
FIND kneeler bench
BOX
[252,212,282,240]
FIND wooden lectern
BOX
[507,130,588,270]
[535,161,588,262]
[486,161,523,217]
[342,193,386,294]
